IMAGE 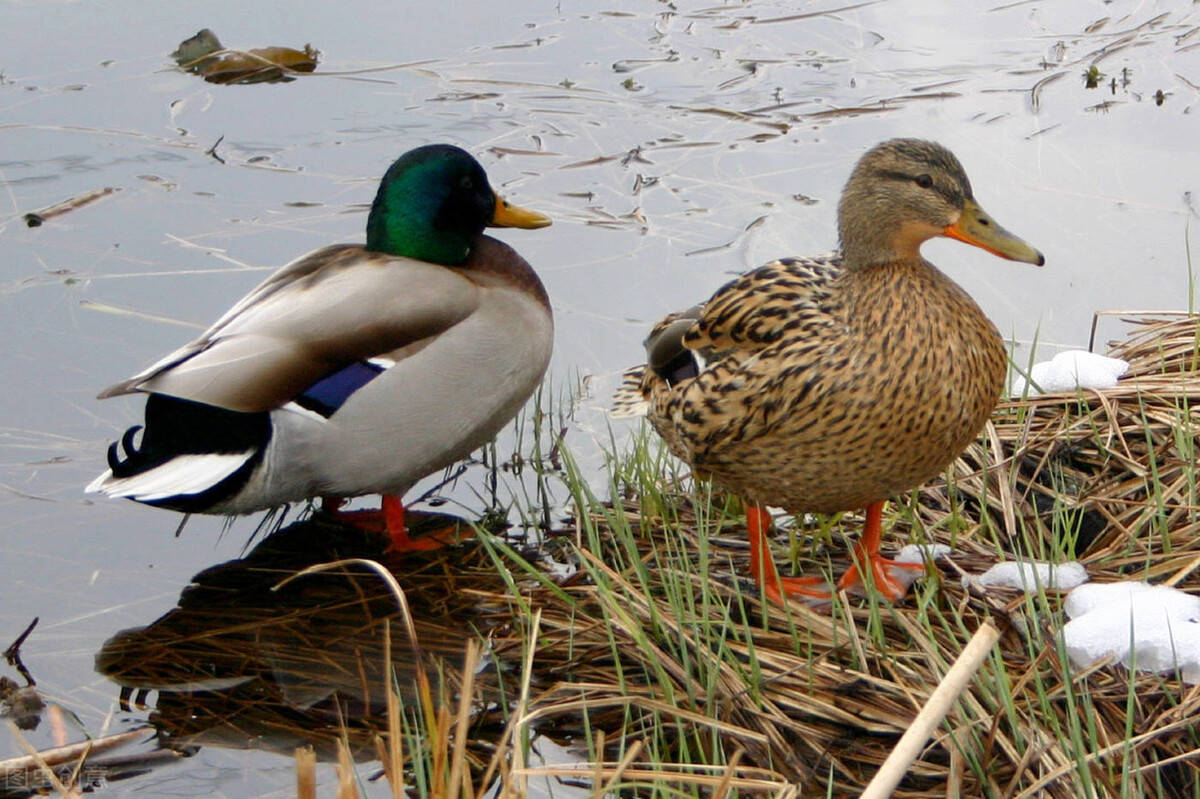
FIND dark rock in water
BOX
[171,28,223,63]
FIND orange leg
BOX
[746,503,830,603]
[320,495,446,552]
[835,501,924,601]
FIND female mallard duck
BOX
[88,144,552,548]
[617,139,1043,602]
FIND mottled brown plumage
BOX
[617,139,1044,601]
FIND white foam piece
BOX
[973,560,1089,591]
[1061,581,1200,682]
[894,544,952,564]
[540,553,578,581]
[1064,580,1156,618]
[1011,350,1129,396]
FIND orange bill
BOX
[943,197,1044,265]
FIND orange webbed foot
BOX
[746,503,833,604]
[833,501,925,601]
[835,550,925,601]
[320,495,459,552]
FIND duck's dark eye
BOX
[914,173,934,189]
[459,175,475,191]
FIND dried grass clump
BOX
[481,313,1200,797]
[949,314,1200,576]
[76,315,1200,798]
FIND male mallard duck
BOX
[616,139,1043,602]
[88,144,552,547]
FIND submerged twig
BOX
[24,187,119,227]
[206,135,225,164]
[3,617,38,687]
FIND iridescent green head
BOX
[365,144,551,264]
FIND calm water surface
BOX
[1,0,1197,794]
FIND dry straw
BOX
[478,313,1200,797]
[68,314,1200,797]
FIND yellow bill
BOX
[491,193,552,229]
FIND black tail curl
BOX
[101,394,272,512]
[107,426,145,475]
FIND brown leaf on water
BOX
[172,28,320,85]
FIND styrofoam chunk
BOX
[1061,580,1200,684]
[976,560,1088,590]
[1011,350,1129,396]
[894,544,952,564]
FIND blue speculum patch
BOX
[296,361,385,417]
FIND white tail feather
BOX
[87,451,255,502]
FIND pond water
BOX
[1,0,1196,794]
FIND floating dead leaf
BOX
[487,146,557,157]
[685,240,735,257]
[137,174,176,190]
[430,91,501,102]
[24,187,119,227]
[1030,71,1066,111]
[172,28,319,85]
[612,53,679,73]
[562,155,619,169]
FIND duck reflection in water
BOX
[96,511,516,762]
